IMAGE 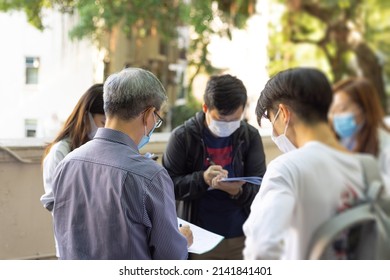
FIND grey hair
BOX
[103,68,167,120]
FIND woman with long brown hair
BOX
[41,84,106,211]
[41,83,105,210]
[40,84,105,257]
[328,77,390,180]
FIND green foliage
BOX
[68,2,100,40]
[268,9,329,77]
[0,0,255,49]
[0,0,256,83]
[0,0,257,121]
[0,0,50,30]
[269,0,390,111]
[171,100,201,129]
[64,0,185,43]
[363,0,390,86]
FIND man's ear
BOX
[202,103,208,113]
[279,104,291,124]
[142,107,154,126]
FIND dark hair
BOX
[333,77,390,156]
[256,68,333,126]
[43,83,104,158]
[204,74,247,115]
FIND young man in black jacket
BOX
[162,74,266,259]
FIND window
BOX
[25,119,37,137]
[25,57,40,84]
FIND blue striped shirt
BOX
[52,128,188,260]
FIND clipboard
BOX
[220,176,262,185]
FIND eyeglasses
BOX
[154,111,164,128]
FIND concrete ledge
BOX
[0,132,280,259]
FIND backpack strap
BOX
[183,121,193,163]
[307,203,377,259]
[183,122,188,159]
[357,154,390,259]
[175,122,194,221]
[307,154,388,259]
[356,154,383,201]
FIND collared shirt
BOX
[52,128,188,260]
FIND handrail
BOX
[0,145,33,164]
[12,253,57,260]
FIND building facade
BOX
[0,11,103,139]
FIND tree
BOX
[268,0,390,111]
[0,0,255,78]
[1,0,257,128]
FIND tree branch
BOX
[301,2,333,23]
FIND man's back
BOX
[244,141,366,259]
[53,128,188,260]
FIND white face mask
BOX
[271,109,296,153]
[88,113,99,140]
[208,119,241,137]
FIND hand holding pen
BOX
[179,224,193,248]
[203,157,228,187]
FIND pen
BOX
[206,157,216,165]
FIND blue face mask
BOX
[333,112,359,139]
[138,123,157,150]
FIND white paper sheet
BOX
[177,218,224,255]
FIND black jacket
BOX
[162,112,267,224]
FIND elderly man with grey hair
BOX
[52,68,190,259]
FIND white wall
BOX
[0,11,103,139]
